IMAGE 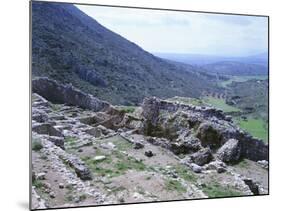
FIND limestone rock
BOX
[190,148,213,166]
[190,163,202,173]
[217,139,241,163]
[257,160,269,170]
[205,160,227,173]
[48,136,65,149]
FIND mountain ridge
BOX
[32,2,219,105]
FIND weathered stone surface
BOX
[141,97,161,126]
[134,141,144,149]
[141,97,268,162]
[94,155,106,161]
[190,163,202,173]
[48,136,65,149]
[205,160,227,173]
[190,148,213,166]
[36,172,46,180]
[85,127,103,137]
[66,157,92,180]
[32,108,49,123]
[169,135,201,155]
[243,178,259,195]
[217,139,241,163]
[239,137,268,161]
[32,123,63,137]
[257,160,269,170]
[32,77,109,112]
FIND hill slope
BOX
[32,2,219,105]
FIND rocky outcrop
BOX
[141,97,268,162]
[190,148,213,166]
[217,139,241,163]
[32,77,109,111]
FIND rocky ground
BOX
[31,78,269,210]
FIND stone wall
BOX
[32,77,109,112]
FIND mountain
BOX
[32,2,219,105]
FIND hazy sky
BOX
[76,4,268,57]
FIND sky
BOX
[76,4,268,57]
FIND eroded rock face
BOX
[190,148,213,166]
[140,97,268,162]
[32,77,109,111]
[217,139,241,163]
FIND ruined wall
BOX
[32,77,109,112]
[141,97,269,162]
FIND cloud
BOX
[75,4,268,57]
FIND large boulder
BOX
[170,135,202,155]
[217,139,241,163]
[32,77,109,112]
[64,156,92,180]
[190,148,213,166]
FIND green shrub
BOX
[32,139,43,151]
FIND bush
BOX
[32,139,43,151]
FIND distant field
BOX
[220,75,268,88]
[203,96,241,113]
[235,117,268,143]
[167,96,205,106]
[168,96,241,113]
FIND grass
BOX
[82,150,146,178]
[203,96,241,113]
[32,179,44,189]
[235,117,268,142]
[173,165,197,183]
[65,136,77,146]
[202,182,242,198]
[102,135,133,151]
[32,138,43,151]
[164,179,186,193]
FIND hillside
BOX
[32,2,219,105]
